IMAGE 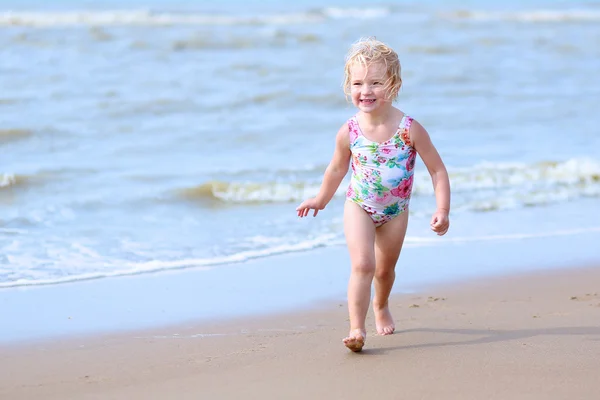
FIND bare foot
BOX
[342,329,366,352]
[374,305,395,335]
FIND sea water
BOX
[1,0,600,288]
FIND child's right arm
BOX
[296,124,351,218]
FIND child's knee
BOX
[352,258,376,275]
[375,268,395,282]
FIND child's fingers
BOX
[297,204,321,218]
[434,222,449,235]
[431,219,448,232]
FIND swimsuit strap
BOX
[400,115,413,147]
[348,116,360,145]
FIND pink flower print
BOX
[364,205,377,215]
[380,147,392,155]
[347,185,355,198]
[363,169,375,182]
[406,150,416,172]
[374,192,391,204]
[390,175,414,199]
[349,125,359,143]
[352,154,363,168]
[401,129,411,146]
[377,156,386,164]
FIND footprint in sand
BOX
[570,293,599,302]
[427,296,447,302]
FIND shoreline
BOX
[2,223,600,345]
[2,264,599,399]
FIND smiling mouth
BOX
[360,99,376,104]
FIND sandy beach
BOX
[2,264,599,400]
[2,1,600,399]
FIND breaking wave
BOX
[0,173,20,189]
[442,9,600,23]
[0,7,391,28]
[0,129,33,144]
[182,158,600,211]
[2,7,597,29]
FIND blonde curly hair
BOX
[342,37,402,101]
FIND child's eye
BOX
[373,82,381,85]
[353,82,361,86]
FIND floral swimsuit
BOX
[346,114,416,227]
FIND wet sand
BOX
[2,265,599,399]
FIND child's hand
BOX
[430,209,449,236]
[296,198,325,218]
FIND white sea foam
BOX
[4,7,595,28]
[405,226,600,244]
[443,9,600,23]
[321,7,391,19]
[0,233,343,288]
[189,158,600,210]
[0,173,17,188]
[0,7,389,28]
[2,226,599,289]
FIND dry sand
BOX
[2,266,600,400]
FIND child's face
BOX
[349,61,391,113]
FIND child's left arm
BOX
[411,120,451,236]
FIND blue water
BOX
[1,0,600,289]
[2,201,599,343]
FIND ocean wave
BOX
[101,98,200,117]
[296,93,349,107]
[180,180,327,203]
[1,7,596,29]
[405,226,600,244]
[0,173,20,189]
[251,92,338,109]
[0,7,390,28]
[0,170,85,195]
[448,158,600,193]
[320,7,391,19]
[203,90,347,112]
[0,129,33,144]
[442,9,600,23]
[0,233,343,288]
[181,158,600,210]
[205,163,329,177]
[3,225,600,289]
[172,31,321,51]
[405,45,463,55]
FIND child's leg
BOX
[342,201,376,351]
[373,211,409,335]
